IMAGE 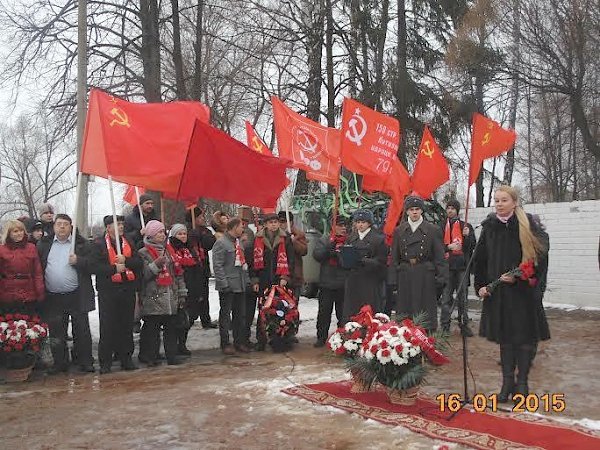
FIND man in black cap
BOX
[341,209,388,322]
[124,193,157,249]
[90,215,143,373]
[312,216,349,347]
[439,199,476,335]
[392,195,448,331]
[278,211,308,302]
[27,220,44,244]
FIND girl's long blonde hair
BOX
[495,185,545,263]
[1,219,26,245]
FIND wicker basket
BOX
[349,373,371,393]
[387,386,419,406]
[5,365,34,383]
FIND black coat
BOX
[392,220,448,330]
[313,235,347,290]
[124,209,157,249]
[189,225,216,278]
[249,229,295,291]
[342,229,388,321]
[441,218,476,271]
[474,213,550,344]
[37,234,96,313]
[169,237,206,299]
[90,235,143,294]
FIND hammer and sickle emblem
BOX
[345,108,368,146]
[482,132,491,145]
[421,140,434,158]
[296,128,319,155]
[109,107,130,128]
[251,136,264,153]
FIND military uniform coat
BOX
[342,229,388,321]
[392,220,448,330]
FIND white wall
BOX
[468,200,600,308]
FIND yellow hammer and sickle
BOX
[482,132,491,145]
[421,140,434,158]
[109,107,130,128]
[251,136,264,153]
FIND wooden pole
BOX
[108,176,122,255]
[134,186,146,228]
[70,171,83,253]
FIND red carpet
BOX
[282,381,600,450]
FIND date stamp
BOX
[436,393,566,413]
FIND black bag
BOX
[174,307,190,330]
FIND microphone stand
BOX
[445,226,482,421]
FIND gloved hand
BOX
[154,256,166,268]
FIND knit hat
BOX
[38,203,54,216]
[103,215,125,226]
[404,195,425,211]
[353,209,374,224]
[334,215,348,226]
[264,213,279,223]
[29,220,43,233]
[139,193,153,205]
[145,220,165,238]
[446,199,461,213]
[169,223,187,238]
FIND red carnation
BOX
[0,335,6,342]
[335,347,346,355]
[370,345,379,354]
[380,340,389,349]
[395,344,403,353]
[15,344,23,351]
[381,349,391,358]
[388,327,399,336]
[5,314,13,321]
[0,315,4,322]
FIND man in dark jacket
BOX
[278,211,308,302]
[392,196,448,332]
[91,215,143,374]
[38,214,95,373]
[38,202,55,238]
[341,209,388,323]
[439,199,476,336]
[187,207,218,328]
[312,216,348,347]
[124,194,157,249]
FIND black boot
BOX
[515,344,534,398]
[498,344,516,403]
[177,330,192,356]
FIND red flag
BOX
[174,120,290,208]
[81,88,210,192]
[123,185,146,206]
[271,96,340,186]
[468,113,517,186]
[245,121,271,155]
[410,126,450,199]
[382,159,411,236]
[341,98,400,184]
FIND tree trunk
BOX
[395,0,408,165]
[503,0,520,184]
[526,86,535,203]
[139,0,162,102]
[325,0,335,128]
[570,92,600,161]
[191,0,205,102]
[372,0,390,110]
[171,0,187,99]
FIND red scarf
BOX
[145,244,174,286]
[329,235,347,266]
[234,238,246,267]
[253,235,289,276]
[169,243,196,275]
[444,219,463,258]
[105,234,135,283]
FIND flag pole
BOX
[285,198,292,234]
[134,186,145,229]
[70,171,83,253]
[191,205,196,229]
[108,175,122,255]
[160,194,166,225]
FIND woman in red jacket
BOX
[0,220,45,315]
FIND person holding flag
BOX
[91,215,143,374]
[392,195,448,332]
[125,193,157,249]
[439,200,476,336]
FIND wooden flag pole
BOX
[191,205,196,229]
[134,186,146,229]
[108,175,122,255]
[160,194,166,225]
[70,171,83,253]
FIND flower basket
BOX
[328,306,390,359]
[258,286,299,353]
[0,314,48,375]
[5,364,34,382]
[349,370,371,393]
[387,385,420,406]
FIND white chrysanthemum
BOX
[376,348,392,364]
[408,346,421,357]
[374,313,390,322]
[343,341,358,351]
[344,321,361,332]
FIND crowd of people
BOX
[0,186,550,402]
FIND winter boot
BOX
[498,344,516,403]
[515,344,534,398]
